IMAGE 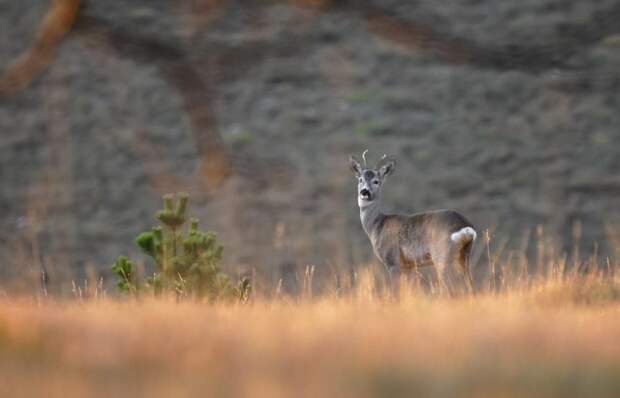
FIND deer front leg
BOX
[379,250,400,297]
[386,264,401,297]
[381,248,405,298]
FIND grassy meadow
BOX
[1,265,620,398]
[3,2,620,397]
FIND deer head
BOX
[348,151,396,208]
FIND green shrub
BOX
[112,193,250,301]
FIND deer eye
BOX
[373,180,379,185]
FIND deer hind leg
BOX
[429,246,454,296]
[434,260,455,297]
[457,241,475,295]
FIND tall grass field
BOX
[1,261,620,398]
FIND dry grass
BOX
[1,269,620,398]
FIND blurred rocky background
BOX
[1,0,620,293]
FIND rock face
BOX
[1,0,620,291]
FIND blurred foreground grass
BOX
[1,273,620,398]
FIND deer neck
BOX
[359,198,384,239]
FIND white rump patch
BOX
[451,227,477,244]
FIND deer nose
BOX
[360,188,371,199]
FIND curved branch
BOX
[353,1,620,73]
[0,0,81,95]
[73,14,232,189]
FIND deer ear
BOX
[348,155,362,178]
[377,156,396,179]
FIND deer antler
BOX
[362,149,369,166]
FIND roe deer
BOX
[348,151,477,294]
